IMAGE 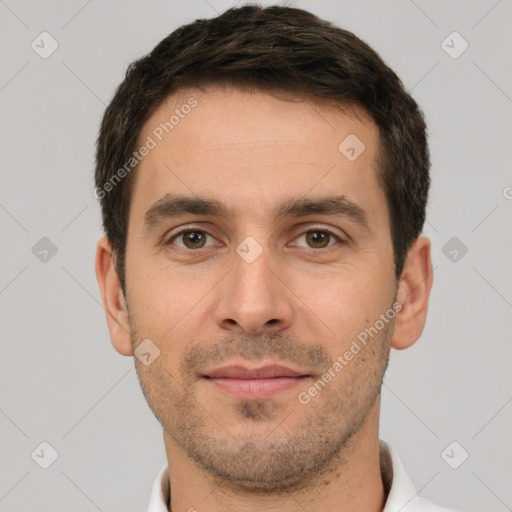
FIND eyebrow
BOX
[142,193,372,236]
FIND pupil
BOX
[187,232,203,246]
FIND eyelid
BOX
[291,224,347,241]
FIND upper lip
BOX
[204,364,308,379]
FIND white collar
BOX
[146,439,453,512]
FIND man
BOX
[94,4,453,511]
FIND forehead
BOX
[129,86,384,226]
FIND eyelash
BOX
[164,225,345,253]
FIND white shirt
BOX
[146,439,454,512]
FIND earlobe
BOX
[391,236,434,350]
[94,237,134,356]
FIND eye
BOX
[166,229,217,250]
[293,228,342,250]
[164,226,344,252]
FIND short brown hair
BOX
[94,4,430,296]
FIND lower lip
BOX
[205,376,308,400]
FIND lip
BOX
[203,364,310,400]
[205,364,306,379]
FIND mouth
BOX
[202,364,311,400]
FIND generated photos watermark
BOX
[93,96,198,200]
[298,301,402,405]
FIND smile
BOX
[202,364,311,400]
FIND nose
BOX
[214,244,294,336]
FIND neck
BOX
[164,400,386,512]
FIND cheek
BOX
[303,270,394,345]
[126,260,188,338]
[128,261,224,370]
[128,246,172,299]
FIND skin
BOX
[95,86,433,512]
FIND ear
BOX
[391,235,434,350]
[95,236,133,356]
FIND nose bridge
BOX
[233,236,275,300]
[230,211,277,292]
[215,233,293,334]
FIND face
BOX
[122,86,399,492]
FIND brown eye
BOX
[167,230,213,250]
[305,231,331,248]
[295,229,340,249]
[182,231,207,249]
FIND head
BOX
[95,4,433,493]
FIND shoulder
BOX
[380,440,456,512]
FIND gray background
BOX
[0,0,511,511]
